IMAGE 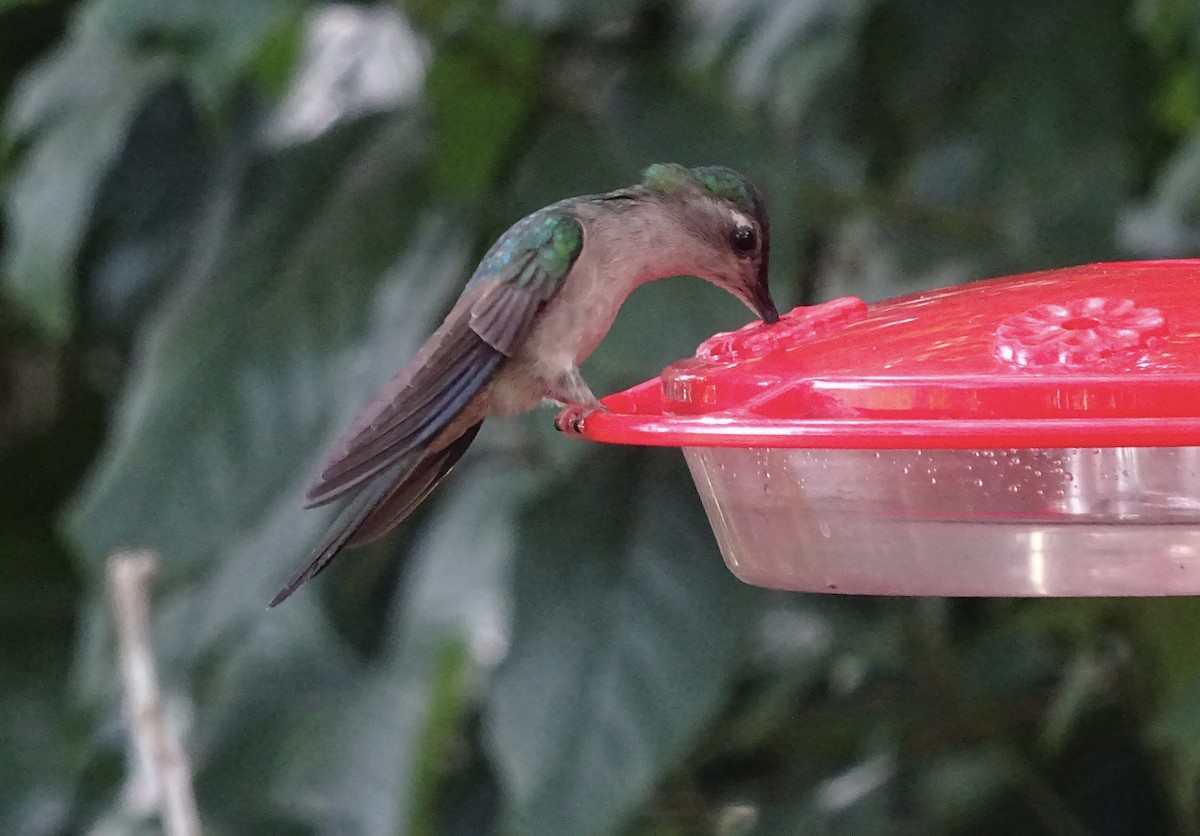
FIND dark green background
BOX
[2,0,1200,833]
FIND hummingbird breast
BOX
[531,259,631,363]
[487,256,633,415]
[487,198,702,416]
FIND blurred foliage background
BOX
[3,0,1200,833]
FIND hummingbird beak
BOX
[751,266,779,324]
[754,286,779,324]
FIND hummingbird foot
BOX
[554,402,607,434]
[544,367,602,408]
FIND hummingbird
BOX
[269,163,778,606]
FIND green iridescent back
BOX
[468,203,583,291]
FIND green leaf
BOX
[2,36,168,338]
[486,448,756,836]
[1151,682,1200,782]
[500,0,645,30]
[750,752,898,836]
[249,11,304,98]
[284,662,440,835]
[1040,650,1109,753]
[722,602,835,751]
[1121,129,1200,255]
[283,460,525,835]
[1133,0,1200,56]
[1132,598,1200,698]
[859,0,1146,278]
[0,0,39,10]
[604,69,760,174]
[0,675,73,835]
[62,112,485,831]
[82,81,213,336]
[914,748,1014,830]
[65,114,464,581]
[426,26,542,198]
[79,0,305,110]
[687,0,875,124]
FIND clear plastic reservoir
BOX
[685,446,1200,596]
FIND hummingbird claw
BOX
[555,403,605,434]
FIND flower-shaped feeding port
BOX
[696,296,868,362]
[995,297,1167,367]
[654,297,868,416]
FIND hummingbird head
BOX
[640,163,779,324]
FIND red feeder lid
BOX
[573,260,1200,449]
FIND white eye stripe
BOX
[730,209,753,229]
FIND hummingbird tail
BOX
[348,421,483,546]
[268,421,484,608]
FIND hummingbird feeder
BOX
[562,260,1200,596]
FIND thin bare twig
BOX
[107,552,202,836]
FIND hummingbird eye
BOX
[730,226,757,254]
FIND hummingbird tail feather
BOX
[268,472,401,608]
[348,421,482,545]
[268,422,484,608]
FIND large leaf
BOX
[1121,129,1200,255]
[750,752,898,836]
[2,36,167,338]
[425,24,542,198]
[81,81,213,337]
[686,0,876,125]
[857,0,1147,279]
[61,113,477,829]
[65,113,462,579]
[282,459,526,835]
[486,448,758,836]
[0,671,74,836]
[1,0,308,340]
[79,0,305,109]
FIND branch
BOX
[106,552,202,836]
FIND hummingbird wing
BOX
[272,211,583,606]
[268,422,483,608]
[302,209,584,507]
[347,421,484,545]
